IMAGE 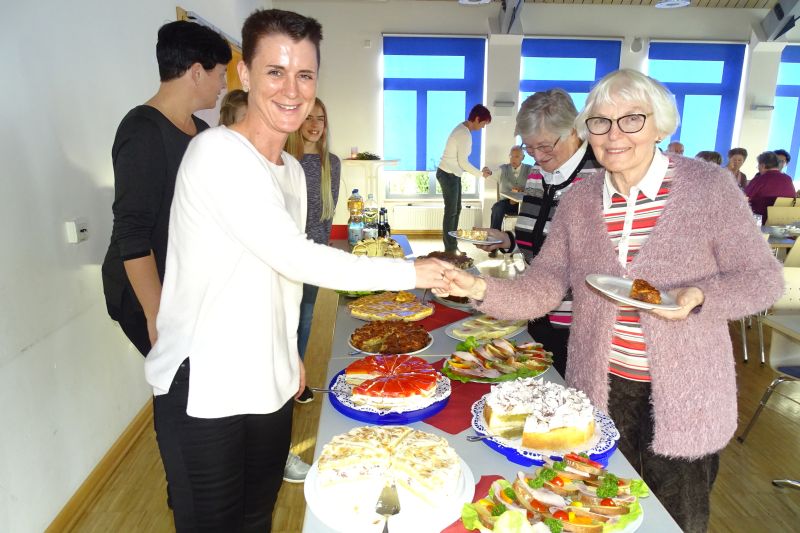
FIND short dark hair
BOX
[695,151,722,165]
[774,148,791,164]
[156,21,232,82]
[468,104,492,123]
[757,151,780,169]
[242,9,323,67]
[728,147,748,159]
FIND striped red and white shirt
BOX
[603,151,673,382]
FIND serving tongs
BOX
[375,481,401,532]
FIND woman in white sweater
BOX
[145,9,452,532]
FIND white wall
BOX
[278,1,795,190]
[0,1,265,531]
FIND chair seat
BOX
[777,366,800,378]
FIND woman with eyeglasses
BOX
[443,69,782,533]
[479,89,602,378]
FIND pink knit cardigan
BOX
[477,155,784,459]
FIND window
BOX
[768,45,800,178]
[518,38,621,163]
[647,42,746,158]
[383,36,486,198]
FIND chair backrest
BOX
[772,267,800,312]
[785,241,800,268]
[763,314,800,373]
[767,206,800,226]
[774,197,796,207]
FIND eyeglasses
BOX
[521,136,560,156]
[585,113,651,135]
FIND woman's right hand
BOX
[414,257,455,291]
[475,228,511,252]
[443,269,487,300]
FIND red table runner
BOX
[441,474,503,533]
[424,359,491,435]
[418,301,471,332]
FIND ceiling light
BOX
[655,0,691,8]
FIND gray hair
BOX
[509,145,524,155]
[575,69,680,140]
[757,151,779,169]
[515,89,578,139]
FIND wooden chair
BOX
[755,267,800,365]
[774,197,796,207]
[766,206,800,226]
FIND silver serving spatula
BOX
[375,481,400,533]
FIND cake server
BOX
[375,481,400,533]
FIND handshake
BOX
[412,257,487,301]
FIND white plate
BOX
[304,458,475,533]
[585,274,681,311]
[444,314,527,341]
[432,293,474,311]
[347,333,434,356]
[448,231,503,245]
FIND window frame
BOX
[647,41,746,157]
[382,35,487,200]
[770,45,800,178]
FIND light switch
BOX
[65,218,88,244]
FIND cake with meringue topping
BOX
[484,378,595,451]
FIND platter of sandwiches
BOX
[445,314,527,341]
[449,229,503,245]
[349,291,434,322]
[306,425,475,533]
[327,354,451,423]
[469,378,620,466]
[460,456,649,532]
[441,337,553,383]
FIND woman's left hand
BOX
[295,357,306,400]
[414,257,456,291]
[648,287,705,321]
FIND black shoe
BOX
[295,386,314,404]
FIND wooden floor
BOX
[68,240,800,532]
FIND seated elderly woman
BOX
[443,69,783,533]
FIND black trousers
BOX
[490,199,519,230]
[608,374,720,533]
[436,168,462,252]
[528,317,569,378]
[154,359,293,532]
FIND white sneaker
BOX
[283,452,310,483]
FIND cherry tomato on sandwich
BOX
[528,499,549,513]
[549,476,564,487]
[600,498,615,507]
[553,510,569,521]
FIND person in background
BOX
[437,104,492,252]
[218,89,248,126]
[745,151,796,221]
[102,21,231,357]
[442,69,783,533]
[280,97,341,483]
[774,148,791,173]
[666,140,684,155]
[285,97,340,405]
[726,147,748,189]
[146,9,454,531]
[489,145,533,232]
[695,150,722,165]
[477,89,603,378]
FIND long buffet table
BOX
[301,288,682,533]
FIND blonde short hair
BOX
[575,69,680,140]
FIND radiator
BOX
[390,204,483,231]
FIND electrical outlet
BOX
[65,218,88,244]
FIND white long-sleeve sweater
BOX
[438,123,482,177]
[145,127,415,418]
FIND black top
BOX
[101,105,208,318]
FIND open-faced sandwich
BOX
[461,454,650,533]
[629,279,661,305]
[443,336,553,383]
